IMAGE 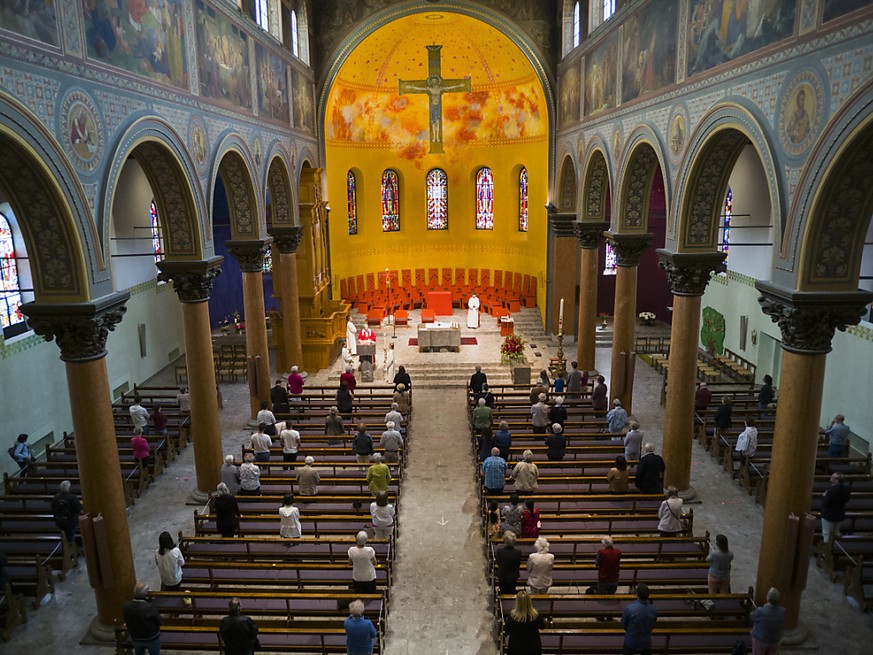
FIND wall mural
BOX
[560,61,581,126]
[823,0,872,23]
[0,0,58,46]
[585,32,618,116]
[292,68,314,132]
[621,0,678,103]
[256,45,290,124]
[686,0,796,78]
[195,0,252,110]
[84,0,187,88]
[326,82,546,160]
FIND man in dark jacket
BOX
[634,443,666,494]
[51,479,81,545]
[219,598,259,655]
[122,582,162,655]
[469,366,487,394]
[821,471,851,544]
[494,531,523,596]
[270,380,289,414]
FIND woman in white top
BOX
[658,486,685,537]
[348,530,378,595]
[279,493,301,540]
[257,401,278,436]
[370,491,395,539]
[154,531,184,590]
[526,536,554,595]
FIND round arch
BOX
[672,102,783,254]
[580,141,613,223]
[266,151,296,228]
[316,0,556,180]
[0,94,92,302]
[101,117,205,261]
[557,154,578,212]
[616,126,670,233]
[210,134,262,240]
[794,83,873,292]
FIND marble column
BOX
[268,226,304,372]
[605,233,652,412]
[573,221,609,372]
[22,294,135,640]
[158,258,224,502]
[226,239,273,420]
[657,251,726,496]
[548,213,579,337]
[754,283,872,637]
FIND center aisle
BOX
[384,386,498,655]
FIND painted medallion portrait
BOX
[61,91,104,172]
[779,72,824,158]
[670,113,686,159]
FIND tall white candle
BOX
[558,297,564,334]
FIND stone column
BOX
[226,239,273,420]
[158,258,224,502]
[605,233,652,412]
[754,283,872,638]
[268,226,304,372]
[657,251,726,496]
[22,294,135,640]
[573,221,609,372]
[548,213,579,336]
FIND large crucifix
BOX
[398,45,472,154]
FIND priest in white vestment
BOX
[467,293,481,329]
[384,343,396,383]
[346,317,358,355]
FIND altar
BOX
[417,322,461,352]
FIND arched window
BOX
[381,170,400,232]
[518,167,529,232]
[255,0,269,31]
[426,169,448,230]
[603,241,617,275]
[719,187,732,266]
[149,200,163,272]
[347,170,358,235]
[290,10,299,57]
[573,2,581,48]
[0,211,25,335]
[475,167,494,230]
[603,0,616,21]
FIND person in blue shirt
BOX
[344,599,377,655]
[825,414,850,458]
[13,433,33,477]
[750,587,785,654]
[607,399,629,435]
[493,421,513,461]
[621,583,657,655]
[482,447,507,494]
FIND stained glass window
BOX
[573,2,581,47]
[150,200,164,274]
[347,171,358,235]
[518,167,529,232]
[476,167,494,230]
[381,170,400,232]
[262,247,273,274]
[0,212,24,331]
[426,169,448,230]
[603,241,617,275]
[290,10,299,57]
[720,187,732,265]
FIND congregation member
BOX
[758,374,775,411]
[385,404,404,434]
[706,534,733,594]
[544,424,566,461]
[495,531,523,596]
[635,444,665,494]
[494,421,513,460]
[469,366,487,394]
[487,501,502,540]
[537,369,550,389]
[820,471,851,544]
[596,535,622,595]
[526,537,554,595]
[176,387,190,413]
[51,479,81,545]
[511,450,539,494]
[750,587,785,655]
[279,493,302,540]
[694,381,712,411]
[345,599,377,655]
[366,453,391,494]
[529,381,549,404]
[565,361,585,393]
[478,427,494,466]
[352,423,374,463]
[348,531,378,595]
[621,584,657,655]
[502,494,524,536]
[735,418,759,467]
[548,396,568,430]
[473,397,493,434]
[393,365,412,392]
[238,453,261,496]
[521,499,540,538]
[825,414,851,458]
[340,365,358,394]
[325,407,345,444]
[154,531,184,591]
[270,379,289,414]
[477,384,496,408]
[131,428,152,470]
[221,454,240,494]
[379,422,403,463]
[503,591,545,655]
[607,455,630,493]
[607,398,629,435]
[591,376,608,412]
[287,365,305,402]
[151,405,168,436]
[212,483,240,538]
[219,598,259,655]
[11,433,33,476]
[296,456,321,496]
[482,447,507,495]
[122,582,162,655]
[249,424,273,463]
[370,492,395,539]
[336,381,354,420]
[714,396,733,436]
[279,422,301,464]
[657,487,685,537]
[393,384,410,416]
[256,401,278,436]
[624,421,643,462]
[129,396,150,433]
[530,393,549,435]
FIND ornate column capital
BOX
[21,292,129,362]
[573,221,610,249]
[657,250,727,296]
[225,239,274,273]
[549,212,577,238]
[268,225,305,254]
[157,257,223,303]
[605,232,653,267]
[756,281,873,354]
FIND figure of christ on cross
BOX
[398,45,472,154]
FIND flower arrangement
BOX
[639,311,656,325]
[500,333,527,364]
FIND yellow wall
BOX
[326,141,548,309]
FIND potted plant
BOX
[500,334,530,384]
[599,312,609,330]
[639,311,656,327]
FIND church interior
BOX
[1,0,873,653]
